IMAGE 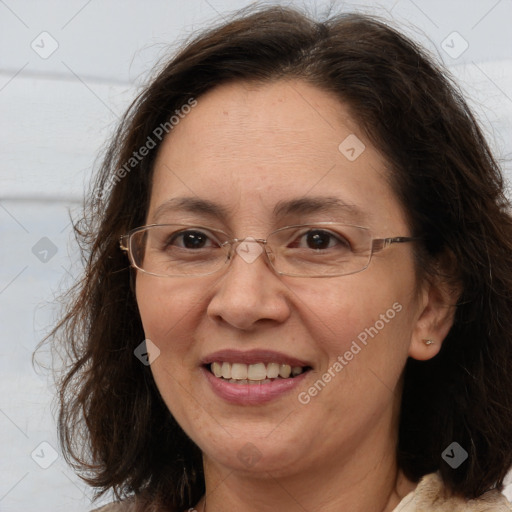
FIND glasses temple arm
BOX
[371,236,420,253]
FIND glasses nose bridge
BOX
[225,236,273,267]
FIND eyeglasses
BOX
[119,223,418,278]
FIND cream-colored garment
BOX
[392,472,512,512]
[93,472,512,511]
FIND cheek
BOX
[135,276,206,363]
[135,277,207,423]
[137,276,192,331]
[290,270,416,365]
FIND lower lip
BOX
[201,367,309,405]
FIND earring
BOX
[422,339,435,346]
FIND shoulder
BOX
[396,472,512,511]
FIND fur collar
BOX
[395,472,512,511]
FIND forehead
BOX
[157,80,359,168]
[148,80,407,232]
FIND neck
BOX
[196,380,416,512]
[198,437,416,512]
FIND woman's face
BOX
[136,80,433,478]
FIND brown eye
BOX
[292,229,351,251]
[305,230,334,249]
[168,229,216,250]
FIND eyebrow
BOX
[152,197,232,223]
[151,195,365,224]
[273,196,365,221]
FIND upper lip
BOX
[201,349,312,368]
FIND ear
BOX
[408,275,460,361]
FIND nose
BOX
[206,238,291,330]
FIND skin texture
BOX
[135,80,456,512]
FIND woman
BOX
[48,6,512,512]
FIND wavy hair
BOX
[43,5,512,510]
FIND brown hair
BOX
[44,5,512,510]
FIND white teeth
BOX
[231,363,248,380]
[279,364,291,378]
[292,366,303,376]
[212,362,223,378]
[247,363,267,381]
[221,362,231,379]
[267,362,280,379]
[210,361,306,381]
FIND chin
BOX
[201,435,305,476]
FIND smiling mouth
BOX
[207,362,312,384]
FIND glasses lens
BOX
[268,224,372,277]
[130,225,228,276]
